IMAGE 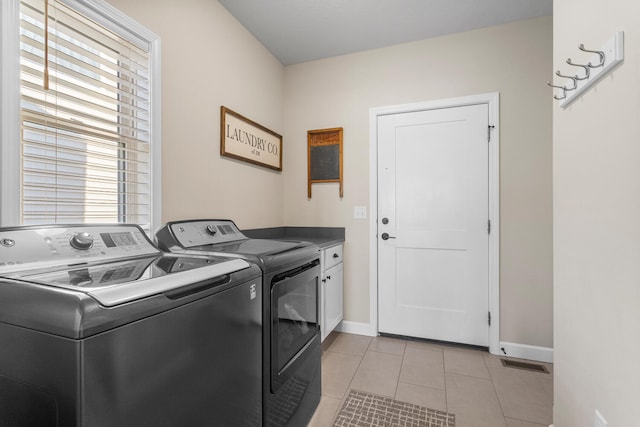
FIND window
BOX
[1,0,160,230]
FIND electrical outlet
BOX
[595,409,608,427]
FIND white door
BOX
[378,104,489,347]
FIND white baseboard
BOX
[332,326,554,364]
[499,341,554,363]
[334,320,376,337]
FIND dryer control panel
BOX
[166,220,246,248]
[0,224,158,274]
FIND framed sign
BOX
[308,127,343,198]
[220,106,282,171]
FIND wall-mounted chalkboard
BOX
[310,145,340,180]
[307,127,343,198]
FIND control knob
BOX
[205,225,218,236]
[70,232,94,250]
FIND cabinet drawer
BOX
[323,244,343,270]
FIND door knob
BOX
[381,217,389,224]
[381,233,396,240]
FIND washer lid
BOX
[190,238,309,256]
[15,255,250,307]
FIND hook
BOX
[547,81,567,100]
[547,81,566,90]
[555,70,577,90]
[566,58,590,80]
[578,44,605,68]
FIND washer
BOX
[155,219,322,427]
[0,224,262,427]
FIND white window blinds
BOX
[19,0,152,226]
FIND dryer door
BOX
[270,260,320,392]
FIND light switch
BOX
[354,206,367,219]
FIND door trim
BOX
[368,93,500,355]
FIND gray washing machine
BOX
[0,224,262,427]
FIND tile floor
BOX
[307,332,553,427]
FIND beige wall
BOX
[103,0,553,350]
[106,0,285,229]
[283,16,554,348]
[553,0,640,425]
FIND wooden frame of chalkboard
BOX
[307,127,343,198]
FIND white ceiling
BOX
[217,0,553,66]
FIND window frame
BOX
[0,0,161,232]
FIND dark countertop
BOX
[242,226,345,249]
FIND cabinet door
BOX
[323,262,343,337]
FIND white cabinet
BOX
[320,243,343,341]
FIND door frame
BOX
[368,92,500,355]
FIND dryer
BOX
[155,219,322,427]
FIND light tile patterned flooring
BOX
[308,332,553,427]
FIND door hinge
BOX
[488,125,495,142]
[488,311,492,326]
[487,219,491,234]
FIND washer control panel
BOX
[0,224,158,274]
[169,220,246,248]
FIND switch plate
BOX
[354,206,367,219]
[595,409,608,427]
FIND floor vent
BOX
[501,359,549,373]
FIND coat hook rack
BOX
[549,31,624,108]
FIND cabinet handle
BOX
[327,275,331,280]
[332,253,339,258]
[322,279,326,283]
